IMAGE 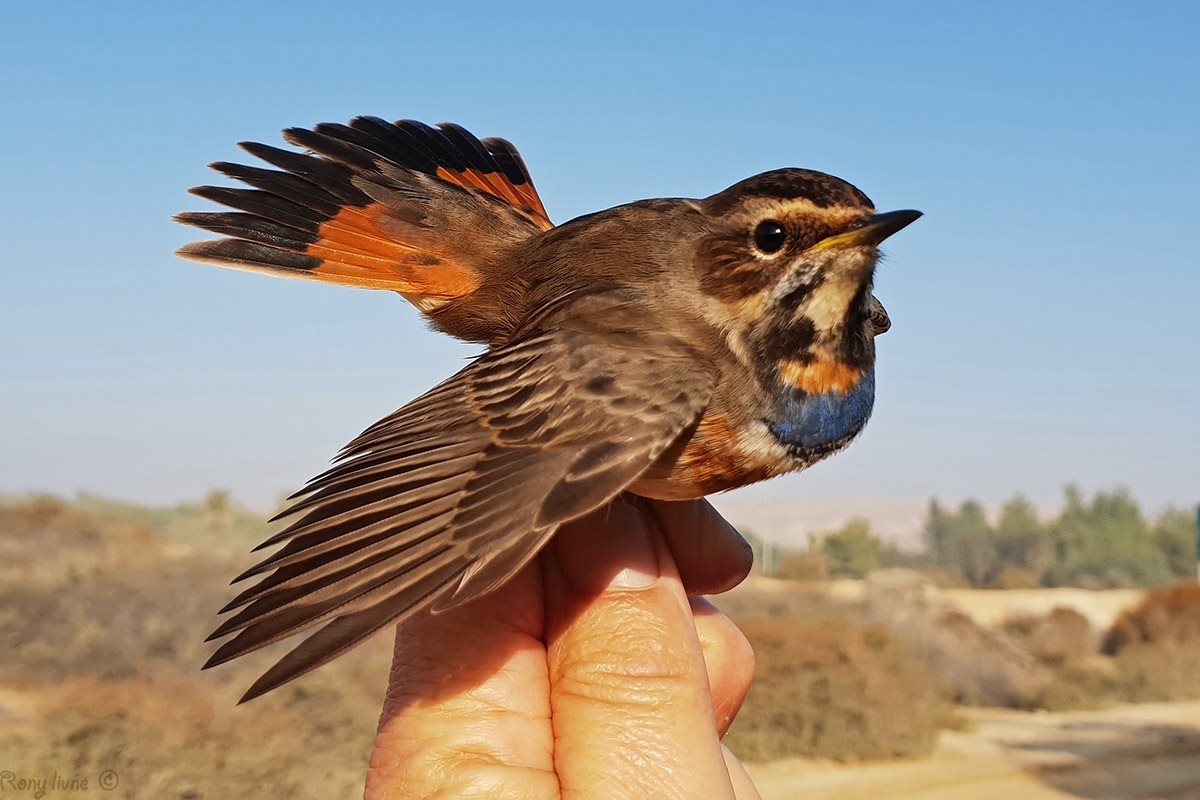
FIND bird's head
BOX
[693,169,920,455]
[695,168,920,385]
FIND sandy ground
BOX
[746,700,1200,800]
[749,576,1144,630]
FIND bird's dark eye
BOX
[753,220,787,254]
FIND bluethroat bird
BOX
[176,117,920,701]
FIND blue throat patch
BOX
[769,369,875,453]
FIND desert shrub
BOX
[1098,582,1200,702]
[0,675,380,800]
[0,543,392,799]
[1107,640,1200,703]
[1103,581,1200,653]
[0,497,107,576]
[916,567,970,589]
[0,555,234,684]
[713,581,852,621]
[724,616,947,762]
[1034,657,1124,711]
[990,566,1042,590]
[1035,582,1200,709]
[775,550,829,581]
[1045,643,1200,708]
[863,570,1048,708]
[1002,607,1095,667]
[0,493,399,799]
[74,491,276,553]
[922,610,1048,707]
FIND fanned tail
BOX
[176,118,552,317]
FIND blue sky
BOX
[2,1,1196,516]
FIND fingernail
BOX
[609,561,658,590]
[554,500,660,593]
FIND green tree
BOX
[1049,484,1089,574]
[993,495,1047,576]
[919,499,1001,587]
[816,518,881,578]
[949,500,999,587]
[923,499,951,565]
[1152,508,1198,578]
[1046,487,1170,587]
[775,547,829,581]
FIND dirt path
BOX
[745,701,1200,800]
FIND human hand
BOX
[364,495,760,799]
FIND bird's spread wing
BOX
[205,296,715,701]
[176,118,551,308]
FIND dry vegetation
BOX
[992,583,1200,712]
[0,494,390,799]
[719,569,1200,762]
[1,493,1197,795]
[722,593,949,761]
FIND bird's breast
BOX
[768,365,875,454]
[631,360,875,500]
[633,410,785,499]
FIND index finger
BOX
[542,498,738,800]
[365,564,556,800]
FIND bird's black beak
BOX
[815,209,923,250]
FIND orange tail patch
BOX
[176,118,552,304]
